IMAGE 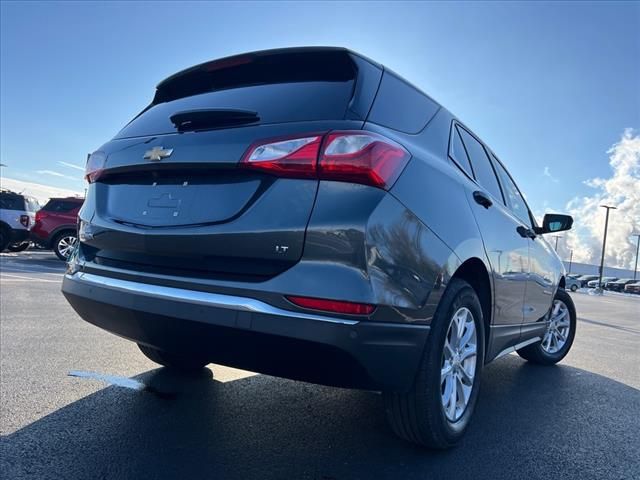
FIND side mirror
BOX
[535,213,573,234]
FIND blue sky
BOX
[1,0,639,220]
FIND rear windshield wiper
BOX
[170,108,259,132]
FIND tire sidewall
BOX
[536,289,577,363]
[421,280,485,442]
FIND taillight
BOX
[240,135,322,178]
[85,151,106,183]
[20,215,30,228]
[319,131,410,189]
[35,210,45,223]
[240,131,410,190]
[286,295,376,316]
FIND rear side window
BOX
[366,71,440,134]
[0,194,24,211]
[116,51,358,139]
[449,126,475,178]
[457,127,504,203]
[43,200,80,212]
[492,155,531,226]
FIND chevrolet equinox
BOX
[62,47,576,448]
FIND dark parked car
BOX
[605,278,636,292]
[31,197,84,260]
[624,281,640,294]
[588,276,617,288]
[62,47,576,448]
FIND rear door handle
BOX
[473,190,493,209]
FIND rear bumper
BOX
[62,272,429,391]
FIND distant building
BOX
[563,261,635,279]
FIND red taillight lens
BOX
[20,215,30,228]
[318,132,410,189]
[240,131,410,190]
[85,152,106,183]
[286,295,375,315]
[240,135,322,178]
[35,210,45,223]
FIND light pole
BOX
[552,235,562,251]
[632,233,640,281]
[597,205,617,289]
[568,249,573,274]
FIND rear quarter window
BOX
[367,71,440,134]
[0,194,24,211]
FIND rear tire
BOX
[7,241,30,252]
[570,284,578,292]
[383,278,485,449]
[52,230,77,261]
[0,227,10,252]
[138,344,208,372]
[517,288,576,365]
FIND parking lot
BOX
[1,251,638,480]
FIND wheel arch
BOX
[50,225,78,241]
[450,257,493,349]
[558,275,566,290]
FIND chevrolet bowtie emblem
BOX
[143,146,173,161]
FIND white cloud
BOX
[543,166,559,183]
[36,169,79,181]
[0,176,83,204]
[556,129,640,270]
[58,161,85,171]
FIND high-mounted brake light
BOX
[318,131,410,189]
[240,135,322,178]
[286,295,376,316]
[85,152,106,183]
[240,131,410,190]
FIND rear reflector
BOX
[286,295,375,315]
[241,131,410,190]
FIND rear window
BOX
[116,51,358,139]
[43,199,81,212]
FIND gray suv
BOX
[62,47,576,448]
[0,189,39,252]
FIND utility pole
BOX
[552,235,562,252]
[568,249,573,274]
[598,205,617,289]
[632,233,640,281]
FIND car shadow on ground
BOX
[2,356,638,480]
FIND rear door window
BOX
[43,200,80,212]
[492,155,531,226]
[457,126,504,203]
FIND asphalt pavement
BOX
[1,251,639,480]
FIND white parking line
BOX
[0,273,61,283]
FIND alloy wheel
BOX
[57,235,77,259]
[441,307,477,422]
[541,299,571,354]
